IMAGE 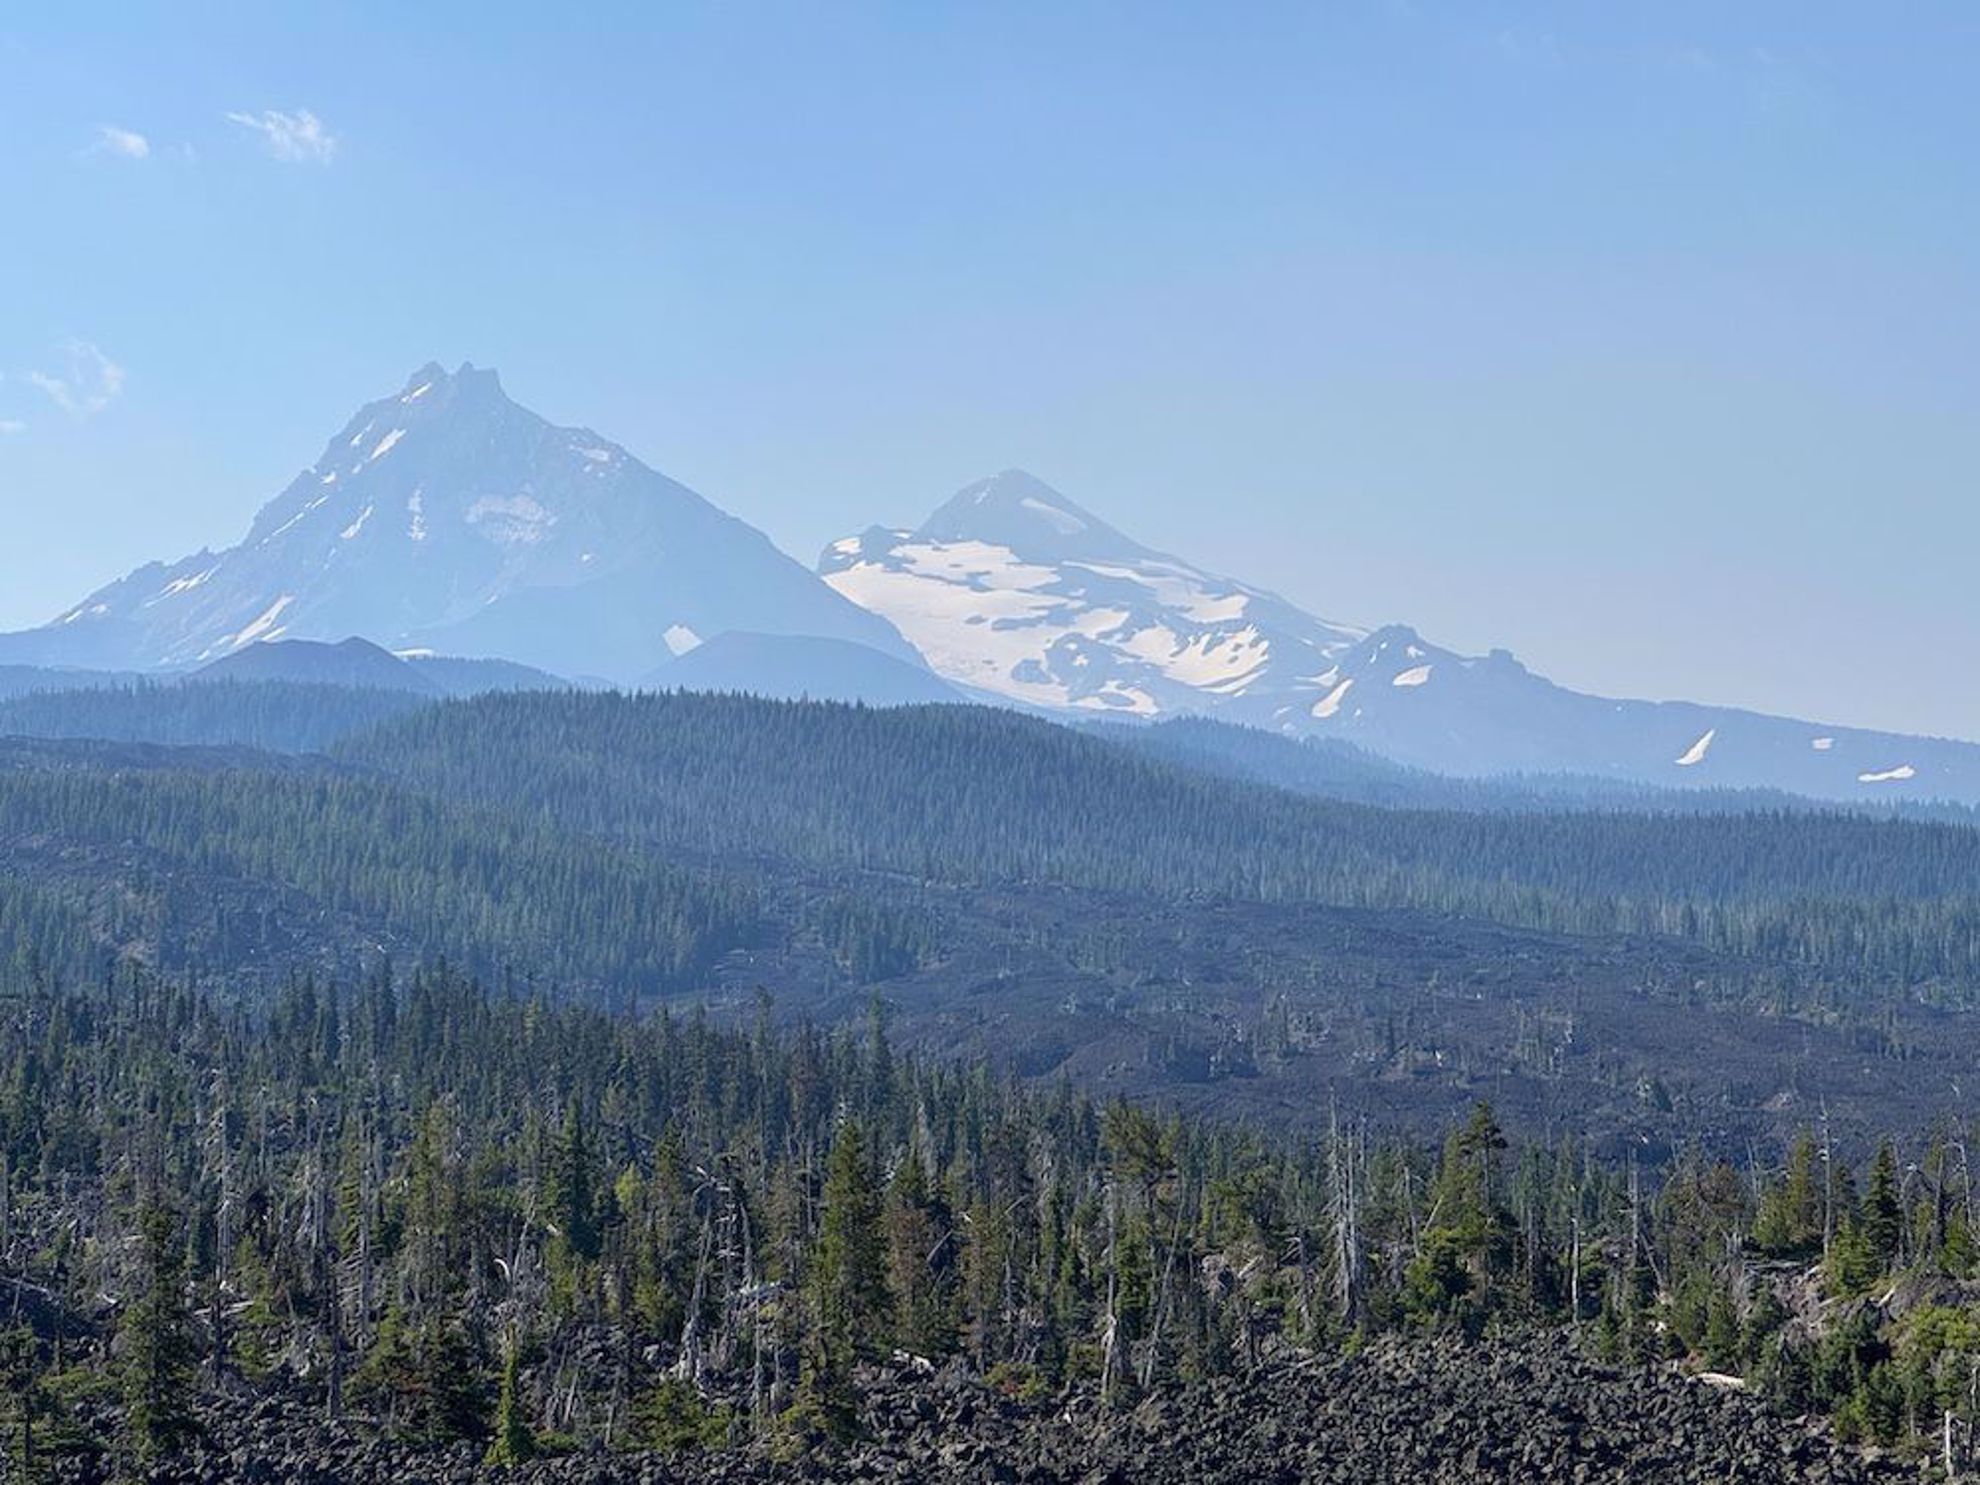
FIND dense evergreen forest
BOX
[350,692,1980,995]
[0,751,759,1002]
[1,962,1977,1477]
[0,681,429,756]
[1,688,1979,1152]
[3,681,1980,1473]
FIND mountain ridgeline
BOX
[0,362,1975,802]
[821,470,1980,804]
[1,620,1979,1476]
[2,679,1979,1040]
[339,689,1980,990]
[0,363,914,684]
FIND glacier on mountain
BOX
[821,469,1980,804]
[0,362,918,685]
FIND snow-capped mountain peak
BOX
[821,472,1980,804]
[913,468,1158,563]
[2,363,917,683]
[240,361,626,562]
[820,471,1366,717]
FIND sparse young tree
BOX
[121,1201,199,1461]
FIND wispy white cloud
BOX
[226,108,338,164]
[0,420,26,437]
[91,124,151,160]
[28,341,126,419]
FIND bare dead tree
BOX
[1328,1102,1362,1324]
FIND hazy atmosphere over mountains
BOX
[8,7,1977,743]
[8,10,1980,1480]
[4,364,1975,804]
[0,363,914,685]
[821,469,1980,802]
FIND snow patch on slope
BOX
[223,595,295,653]
[151,568,217,604]
[467,495,554,546]
[823,497,1360,719]
[825,541,1075,705]
[264,496,330,544]
[1312,677,1355,718]
[1675,729,1717,767]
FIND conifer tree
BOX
[485,1335,536,1466]
[885,1149,955,1359]
[788,1118,888,1444]
[1863,1141,1904,1271]
[121,1201,198,1460]
[1754,1132,1825,1258]
[812,1119,889,1356]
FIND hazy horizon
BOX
[3,3,1976,739]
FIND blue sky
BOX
[2,2,1976,737]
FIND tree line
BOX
[3,963,1979,1475]
[0,759,760,1003]
[0,679,428,756]
[349,691,1980,997]
[8,686,1980,1010]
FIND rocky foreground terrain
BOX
[64,1337,1923,1485]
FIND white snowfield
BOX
[818,470,1980,805]
[821,471,1364,719]
[210,595,295,658]
[1311,677,1354,719]
[825,537,1348,715]
[6,373,1978,807]
[1675,729,1716,767]
[466,494,555,546]
[0,361,917,687]
[149,568,216,605]
[1858,764,1917,784]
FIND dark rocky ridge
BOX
[60,1337,1919,1485]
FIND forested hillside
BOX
[0,682,1973,1476]
[0,666,138,703]
[0,963,1972,1477]
[0,749,758,1000]
[347,691,1980,994]
[1,688,1979,1157]
[0,680,429,755]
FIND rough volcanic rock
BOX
[52,1335,1925,1485]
